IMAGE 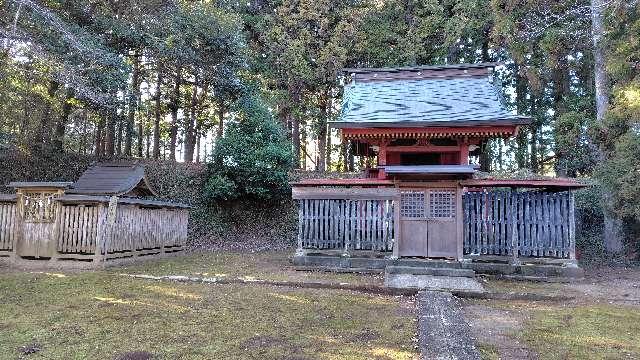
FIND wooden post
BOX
[296,199,305,256]
[342,199,352,257]
[456,185,463,261]
[568,191,576,261]
[93,204,108,265]
[510,190,520,265]
[392,193,401,259]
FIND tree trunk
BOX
[591,0,624,253]
[317,90,329,172]
[479,140,491,172]
[326,127,332,171]
[591,0,609,123]
[153,68,162,159]
[169,66,181,161]
[95,116,105,156]
[529,91,539,172]
[54,88,73,152]
[36,80,59,152]
[288,82,302,169]
[216,104,225,139]
[300,122,307,169]
[195,130,201,163]
[184,81,198,163]
[552,57,571,176]
[105,107,116,156]
[125,53,140,157]
[116,112,123,156]
[514,62,528,169]
[530,125,539,172]
[347,140,354,171]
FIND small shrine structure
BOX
[0,162,188,268]
[292,63,586,278]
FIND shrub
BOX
[204,93,293,203]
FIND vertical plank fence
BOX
[0,201,17,252]
[463,190,575,259]
[298,198,395,253]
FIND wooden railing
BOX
[0,201,17,252]
[463,191,575,259]
[294,188,398,255]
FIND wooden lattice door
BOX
[398,188,458,258]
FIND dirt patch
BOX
[463,301,538,359]
[114,350,154,360]
[349,328,380,343]
[568,267,640,305]
[18,343,42,356]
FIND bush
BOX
[204,93,293,203]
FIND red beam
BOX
[342,126,518,140]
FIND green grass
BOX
[116,251,384,286]
[0,263,416,359]
[521,303,640,359]
[481,278,575,297]
[480,300,640,360]
[476,343,500,360]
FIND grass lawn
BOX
[468,298,640,360]
[117,251,384,286]
[0,255,416,360]
[520,302,640,359]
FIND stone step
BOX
[390,258,463,269]
[386,265,475,278]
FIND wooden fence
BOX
[0,201,17,252]
[463,191,575,259]
[297,198,396,253]
[57,204,100,254]
[101,204,188,258]
[0,195,188,266]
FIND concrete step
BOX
[386,265,475,278]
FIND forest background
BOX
[0,0,638,261]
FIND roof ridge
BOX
[343,62,499,74]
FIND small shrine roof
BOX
[333,63,530,129]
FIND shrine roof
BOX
[332,63,530,129]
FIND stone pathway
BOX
[417,291,481,360]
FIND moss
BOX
[0,270,416,360]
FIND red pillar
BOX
[460,143,469,165]
[377,141,388,179]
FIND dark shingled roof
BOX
[67,162,157,197]
[332,63,530,128]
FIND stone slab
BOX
[385,273,485,292]
[417,291,481,360]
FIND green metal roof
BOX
[332,68,530,128]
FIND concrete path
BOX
[417,291,481,360]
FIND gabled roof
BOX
[332,63,530,129]
[67,162,157,197]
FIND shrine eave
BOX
[339,125,521,140]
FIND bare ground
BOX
[464,301,538,360]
